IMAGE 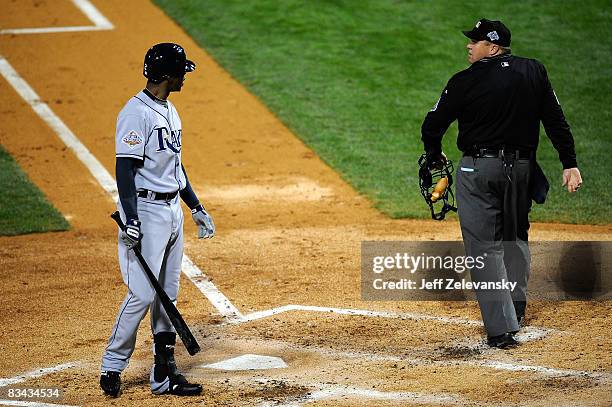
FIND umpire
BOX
[421,19,582,348]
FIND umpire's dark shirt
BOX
[421,53,577,169]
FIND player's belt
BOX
[137,189,178,201]
[464,148,533,160]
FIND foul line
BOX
[0,0,113,35]
[0,362,80,388]
[0,54,241,322]
[0,56,117,199]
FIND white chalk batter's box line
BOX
[230,304,554,344]
[0,0,113,35]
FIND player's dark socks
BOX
[100,371,121,397]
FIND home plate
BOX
[202,354,288,371]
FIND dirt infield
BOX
[0,1,611,406]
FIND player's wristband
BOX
[125,219,141,240]
[190,204,205,214]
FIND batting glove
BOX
[120,218,142,249]
[191,204,215,239]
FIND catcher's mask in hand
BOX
[417,153,457,220]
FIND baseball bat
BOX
[111,211,201,356]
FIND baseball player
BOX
[421,19,582,348]
[99,43,214,397]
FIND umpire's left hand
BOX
[562,167,583,193]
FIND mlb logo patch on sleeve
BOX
[122,130,143,148]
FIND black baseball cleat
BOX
[151,332,202,396]
[151,366,203,396]
[100,371,121,397]
[487,333,519,349]
[167,374,203,396]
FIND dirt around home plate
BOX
[0,0,611,406]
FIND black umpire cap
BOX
[463,19,511,47]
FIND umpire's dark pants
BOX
[456,154,532,337]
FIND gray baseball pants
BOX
[101,196,184,373]
[456,154,531,337]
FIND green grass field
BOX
[155,0,612,224]
[0,145,69,236]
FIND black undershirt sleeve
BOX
[421,79,460,155]
[538,63,577,169]
[116,157,141,220]
[180,165,201,209]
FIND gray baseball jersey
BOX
[115,90,186,193]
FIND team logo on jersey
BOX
[122,131,143,149]
[154,126,182,153]
[487,31,499,41]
